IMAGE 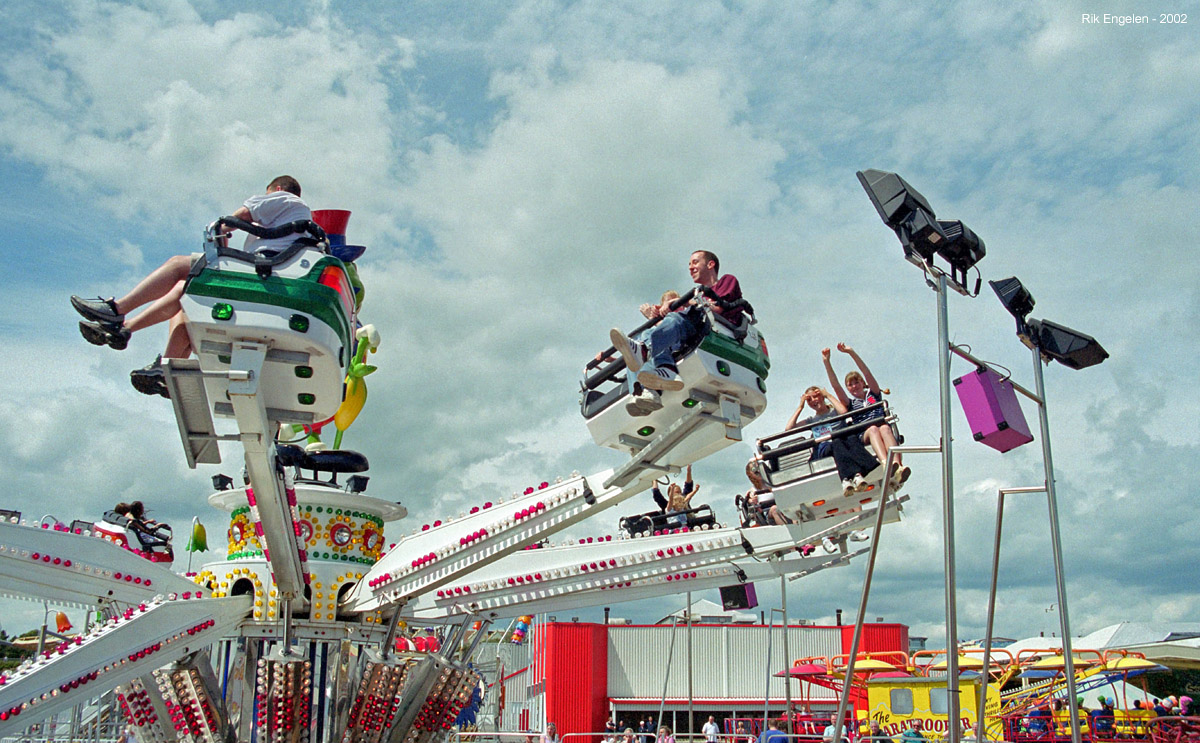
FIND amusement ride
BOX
[0,194,909,743]
[3,172,1178,743]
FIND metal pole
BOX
[687,591,694,740]
[979,490,1005,743]
[1031,348,1083,743]
[380,606,405,660]
[36,601,48,657]
[832,451,896,743]
[979,486,1045,740]
[936,274,961,743]
[763,613,774,732]
[781,577,792,734]
[280,598,292,653]
[658,616,679,735]
[831,443,939,743]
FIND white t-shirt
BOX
[241,191,312,254]
[703,721,720,741]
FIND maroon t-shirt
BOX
[708,274,743,325]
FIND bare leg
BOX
[163,310,192,359]
[125,280,186,334]
[862,426,888,464]
[875,424,901,466]
[113,255,191,317]
[863,424,902,469]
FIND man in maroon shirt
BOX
[611,250,742,414]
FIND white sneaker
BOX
[842,479,856,497]
[853,474,871,492]
[849,530,869,542]
[822,537,838,553]
[638,365,685,392]
[609,329,645,373]
[625,389,663,417]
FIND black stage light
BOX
[990,277,1035,322]
[857,169,985,293]
[936,220,986,275]
[1027,319,1110,370]
[347,475,369,493]
[857,169,942,260]
[212,473,235,491]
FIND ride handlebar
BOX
[214,216,326,242]
[756,401,892,463]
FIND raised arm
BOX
[823,388,849,415]
[823,347,850,406]
[838,342,882,393]
[652,486,668,512]
[682,484,698,506]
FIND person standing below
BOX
[656,726,676,743]
[71,175,310,397]
[611,250,744,414]
[542,722,561,743]
[758,720,786,743]
[866,721,894,743]
[821,714,849,743]
[899,720,927,743]
[703,716,720,743]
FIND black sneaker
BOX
[71,296,124,324]
[79,320,131,350]
[130,356,169,398]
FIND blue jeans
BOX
[625,312,700,395]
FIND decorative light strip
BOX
[433,533,744,608]
[368,479,585,593]
[0,593,216,722]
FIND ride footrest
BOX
[163,358,226,468]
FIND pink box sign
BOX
[953,366,1034,453]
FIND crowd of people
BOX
[1020,693,1196,738]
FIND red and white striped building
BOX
[498,619,909,736]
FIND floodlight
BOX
[857,169,941,260]
[857,169,985,293]
[212,474,235,491]
[990,277,1107,369]
[990,277,1035,322]
[1027,319,1109,370]
[935,220,986,277]
[347,475,369,494]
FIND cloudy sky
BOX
[0,0,1196,647]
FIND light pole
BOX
[987,276,1109,743]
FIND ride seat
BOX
[706,299,755,342]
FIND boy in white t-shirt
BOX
[71,175,311,397]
